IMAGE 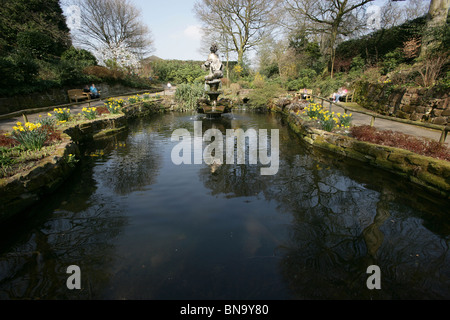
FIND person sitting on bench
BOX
[89,83,100,99]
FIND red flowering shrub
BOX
[350,125,450,161]
[95,106,110,116]
[0,132,18,148]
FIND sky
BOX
[131,0,205,61]
[62,0,427,62]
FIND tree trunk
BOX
[419,0,450,58]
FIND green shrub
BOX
[61,47,97,68]
[247,83,284,108]
[381,49,405,75]
[174,83,205,110]
[350,55,365,71]
[17,31,57,60]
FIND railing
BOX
[310,94,449,144]
[0,88,164,121]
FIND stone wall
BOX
[354,81,450,125]
[0,83,159,116]
[285,110,450,198]
[0,134,79,223]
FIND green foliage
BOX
[259,61,279,79]
[150,60,207,84]
[17,31,58,60]
[0,0,70,57]
[436,70,450,89]
[247,83,284,109]
[0,54,40,86]
[174,83,205,110]
[335,16,426,64]
[381,49,405,75]
[61,47,98,68]
[350,55,365,71]
[285,68,317,91]
[313,75,345,98]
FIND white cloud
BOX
[183,25,203,40]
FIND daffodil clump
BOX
[128,95,142,104]
[36,114,56,128]
[49,108,71,123]
[302,103,323,120]
[336,112,353,129]
[104,98,124,114]
[81,107,98,120]
[11,122,48,150]
[299,103,353,132]
[143,93,151,100]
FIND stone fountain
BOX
[197,44,232,118]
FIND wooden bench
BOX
[298,89,313,100]
[328,90,355,103]
[68,89,91,103]
[343,90,354,102]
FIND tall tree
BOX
[73,0,153,59]
[0,0,71,58]
[284,0,373,78]
[194,0,282,66]
[420,0,450,58]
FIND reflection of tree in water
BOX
[275,148,450,299]
[198,113,450,299]
[88,119,164,196]
[0,154,128,299]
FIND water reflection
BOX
[0,111,449,299]
[196,112,450,299]
[0,163,128,299]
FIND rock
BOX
[410,113,424,121]
[441,108,450,117]
[431,117,448,125]
[432,109,444,117]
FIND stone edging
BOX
[0,133,79,222]
[285,110,450,198]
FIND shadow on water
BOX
[0,110,449,299]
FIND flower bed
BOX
[350,125,450,161]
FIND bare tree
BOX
[194,0,282,66]
[284,0,373,78]
[73,0,153,59]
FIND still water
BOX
[0,111,449,300]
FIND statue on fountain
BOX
[202,43,223,92]
[197,43,232,117]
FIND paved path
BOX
[328,102,449,147]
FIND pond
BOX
[0,111,449,300]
